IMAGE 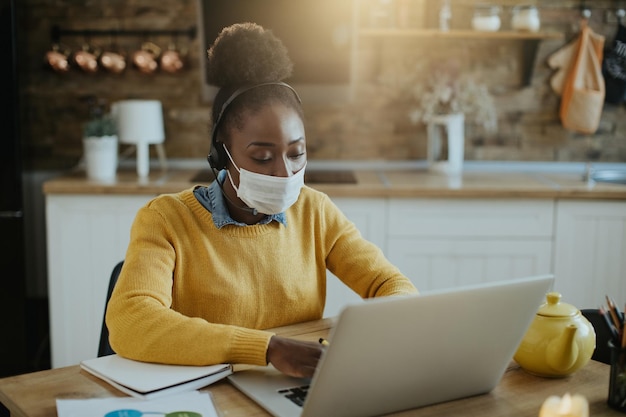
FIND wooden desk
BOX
[0,318,622,417]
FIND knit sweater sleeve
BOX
[105,194,274,367]
[319,194,418,298]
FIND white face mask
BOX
[223,146,306,215]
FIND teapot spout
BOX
[546,324,579,372]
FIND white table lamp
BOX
[112,99,165,178]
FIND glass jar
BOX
[439,0,451,31]
[472,5,501,32]
[511,5,541,32]
[369,0,396,28]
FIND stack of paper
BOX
[80,354,232,399]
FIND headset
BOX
[207,81,302,171]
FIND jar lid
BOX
[474,4,501,12]
[512,4,538,11]
[537,292,578,317]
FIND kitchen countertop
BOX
[42,161,626,200]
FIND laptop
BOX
[228,274,554,417]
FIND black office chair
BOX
[97,260,124,357]
[581,308,612,365]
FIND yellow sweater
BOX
[106,186,417,366]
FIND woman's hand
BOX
[266,335,325,378]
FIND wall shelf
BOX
[357,29,565,87]
[358,29,564,41]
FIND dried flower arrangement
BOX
[378,59,498,133]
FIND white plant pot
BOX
[83,135,118,181]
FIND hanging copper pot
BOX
[160,42,186,74]
[45,44,71,73]
[132,42,161,74]
[100,35,127,74]
[73,43,100,73]
[100,50,126,74]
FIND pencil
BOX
[600,306,620,342]
[606,302,622,329]
[606,295,624,325]
[622,303,626,349]
[319,338,329,347]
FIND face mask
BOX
[223,146,306,215]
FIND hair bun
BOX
[206,22,294,88]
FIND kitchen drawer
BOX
[388,198,555,238]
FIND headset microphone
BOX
[206,155,258,216]
[237,203,258,216]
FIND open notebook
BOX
[228,275,554,417]
[81,354,232,399]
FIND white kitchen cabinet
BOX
[46,194,154,368]
[45,192,626,368]
[386,199,555,291]
[553,200,626,308]
[45,193,384,366]
[323,198,387,318]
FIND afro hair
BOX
[206,22,294,88]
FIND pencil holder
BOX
[608,341,626,412]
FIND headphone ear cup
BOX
[207,146,226,171]
[208,133,226,170]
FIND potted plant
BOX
[82,112,118,181]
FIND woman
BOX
[106,22,417,378]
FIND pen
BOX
[319,338,329,347]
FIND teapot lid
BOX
[537,292,578,317]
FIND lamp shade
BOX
[111,99,165,177]
[112,100,165,145]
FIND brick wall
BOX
[16,0,626,170]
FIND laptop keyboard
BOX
[278,385,310,407]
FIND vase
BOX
[83,135,118,182]
[426,113,465,175]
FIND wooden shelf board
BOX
[358,29,564,40]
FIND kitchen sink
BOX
[590,169,626,185]
[189,169,357,184]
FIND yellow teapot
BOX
[514,292,596,377]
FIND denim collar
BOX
[193,170,287,229]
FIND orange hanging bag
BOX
[559,22,606,134]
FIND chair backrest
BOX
[581,308,611,364]
[98,260,124,357]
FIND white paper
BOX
[56,390,219,417]
[80,354,232,399]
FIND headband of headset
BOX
[207,81,302,170]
